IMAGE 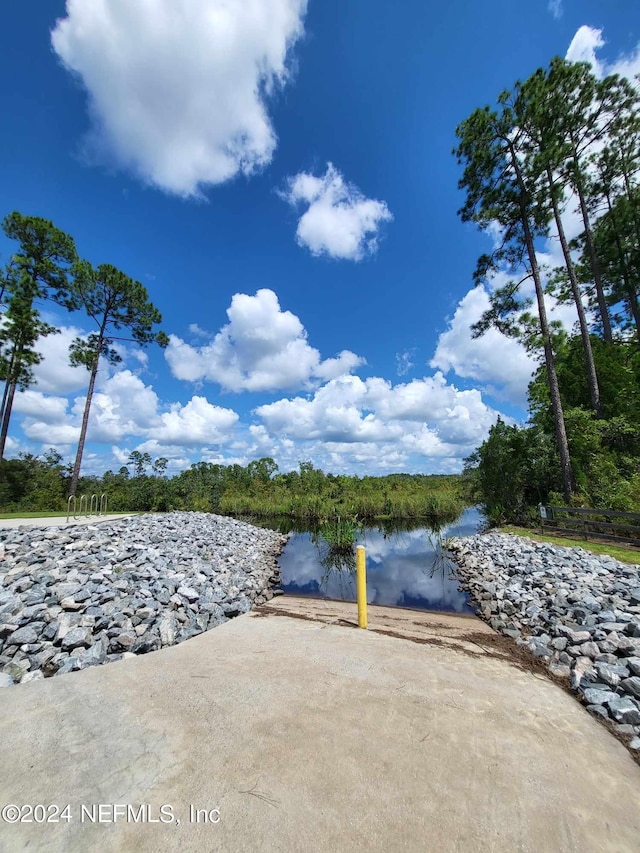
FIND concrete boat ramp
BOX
[1,597,639,852]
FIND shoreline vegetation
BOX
[0,454,467,525]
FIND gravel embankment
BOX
[449,533,640,752]
[0,512,287,687]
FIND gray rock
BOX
[32,648,56,668]
[607,697,640,725]
[558,626,592,645]
[598,635,622,655]
[586,704,610,721]
[528,638,552,659]
[61,627,92,651]
[0,672,14,687]
[598,622,629,633]
[20,670,44,684]
[571,657,596,690]
[57,657,81,675]
[612,723,636,736]
[620,676,640,699]
[8,625,38,645]
[0,512,286,686]
[60,597,84,612]
[580,642,600,659]
[41,622,58,641]
[158,614,177,647]
[3,660,29,680]
[618,638,640,657]
[595,662,629,689]
[582,687,618,706]
[77,643,107,669]
[177,586,199,602]
[582,594,602,613]
[132,632,161,654]
[595,653,618,665]
[114,631,136,650]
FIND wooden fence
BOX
[539,504,640,546]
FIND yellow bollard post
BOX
[356,545,367,629]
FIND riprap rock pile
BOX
[0,512,286,686]
[449,533,640,748]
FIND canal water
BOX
[275,506,483,614]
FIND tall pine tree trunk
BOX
[510,145,573,500]
[546,165,601,417]
[524,224,574,501]
[620,153,640,251]
[0,345,17,427]
[69,345,101,497]
[604,191,640,345]
[0,380,17,461]
[627,293,640,346]
[0,339,23,461]
[573,170,613,342]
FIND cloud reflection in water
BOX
[278,507,482,614]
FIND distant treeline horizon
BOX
[0,451,468,523]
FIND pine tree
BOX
[455,101,574,500]
[69,262,168,496]
[0,213,77,459]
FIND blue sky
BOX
[0,1,638,477]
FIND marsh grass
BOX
[426,529,459,582]
[306,517,361,590]
[218,487,466,526]
[317,517,360,552]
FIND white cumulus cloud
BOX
[430,287,537,406]
[31,325,92,394]
[149,396,239,446]
[165,288,365,391]
[51,0,308,196]
[566,26,640,83]
[281,163,393,260]
[19,369,239,453]
[12,390,69,423]
[566,26,606,68]
[255,371,502,462]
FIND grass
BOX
[0,511,133,519]
[317,518,360,552]
[498,525,640,565]
[0,511,73,519]
[427,530,458,580]
[218,493,466,524]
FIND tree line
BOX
[0,452,466,524]
[0,213,167,494]
[456,57,640,522]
